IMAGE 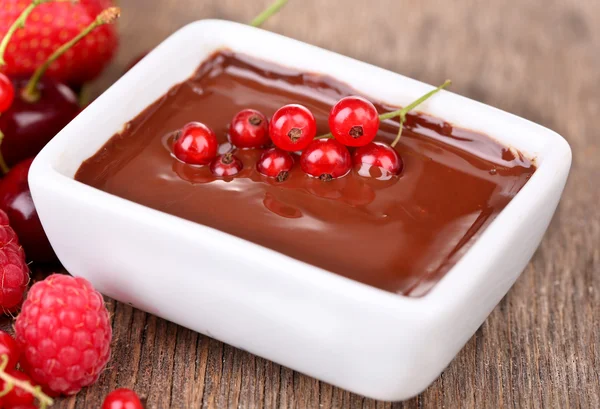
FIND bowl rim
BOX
[30,18,572,311]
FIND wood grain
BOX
[23,0,600,407]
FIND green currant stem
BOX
[381,80,451,122]
[0,354,54,408]
[314,80,452,146]
[250,0,289,27]
[388,80,450,147]
[21,6,121,103]
[0,0,72,66]
[391,120,404,148]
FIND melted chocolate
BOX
[75,51,535,296]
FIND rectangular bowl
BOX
[28,20,571,401]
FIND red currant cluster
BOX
[0,327,143,408]
[0,275,115,409]
[173,82,450,182]
[0,330,52,409]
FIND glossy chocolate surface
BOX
[75,51,535,296]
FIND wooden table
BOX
[48,0,600,407]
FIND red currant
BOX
[353,142,403,177]
[173,122,218,165]
[229,109,270,148]
[257,147,294,182]
[209,153,243,177]
[1,370,35,407]
[102,388,144,409]
[300,139,351,181]
[0,73,15,113]
[0,331,21,370]
[269,104,316,152]
[328,96,379,147]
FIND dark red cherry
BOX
[229,109,270,148]
[257,147,294,181]
[0,158,56,263]
[269,104,316,152]
[0,73,15,113]
[0,76,80,167]
[353,142,403,178]
[328,96,379,147]
[173,122,218,165]
[209,153,243,177]
[300,139,351,181]
[102,388,144,409]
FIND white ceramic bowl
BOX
[29,20,571,401]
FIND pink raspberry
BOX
[15,274,112,395]
[0,208,25,259]
[0,209,29,312]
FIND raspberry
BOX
[0,210,18,241]
[0,209,29,313]
[15,274,112,396]
[0,208,25,259]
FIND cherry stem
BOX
[0,0,73,66]
[314,80,452,145]
[0,354,54,408]
[21,6,121,103]
[78,83,92,107]
[250,0,289,27]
